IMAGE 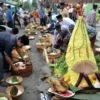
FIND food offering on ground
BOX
[47,77,75,98]
[36,40,52,52]
[10,86,18,96]
[47,77,68,93]
[0,93,12,100]
[6,76,23,86]
[12,62,33,77]
[11,47,30,63]
[14,62,26,71]
[38,34,50,42]
[43,47,61,64]
[28,36,35,40]
[6,85,24,100]
[50,55,68,77]
[25,23,35,33]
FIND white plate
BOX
[29,36,35,40]
[93,82,100,88]
[24,45,31,49]
[48,88,75,98]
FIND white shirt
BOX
[60,18,75,29]
[68,8,73,13]
[19,8,24,17]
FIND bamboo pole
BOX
[44,48,50,64]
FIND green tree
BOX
[32,0,37,9]
[12,0,21,6]
[23,1,31,10]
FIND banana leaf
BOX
[68,85,82,93]
[11,76,19,83]
[72,92,100,100]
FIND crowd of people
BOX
[0,1,100,88]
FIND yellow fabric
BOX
[64,16,98,86]
[96,14,100,21]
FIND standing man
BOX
[0,2,4,25]
[19,4,24,28]
[68,5,74,19]
[87,4,98,27]
[6,5,13,28]
[32,9,38,23]
[38,4,46,26]
[59,2,68,18]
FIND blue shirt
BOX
[0,32,17,56]
[6,9,13,22]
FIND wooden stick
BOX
[44,48,50,64]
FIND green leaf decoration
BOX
[72,93,100,100]
[21,52,26,57]
[68,84,82,93]
[11,76,19,83]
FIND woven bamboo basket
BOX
[6,76,23,86]
[6,85,24,100]
[43,49,61,59]
[36,42,52,52]
[38,35,50,42]
[11,62,33,77]
[43,48,61,64]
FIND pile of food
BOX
[38,34,50,42]
[39,16,100,100]
[14,62,26,70]
[25,23,35,35]
[36,41,52,51]
[11,46,30,63]
[6,85,24,98]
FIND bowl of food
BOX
[0,93,12,100]
[6,85,24,100]
[6,76,23,86]
[44,48,61,59]
[36,42,52,51]
[14,62,26,71]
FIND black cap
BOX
[60,2,65,6]
[56,14,62,19]
[93,4,98,9]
